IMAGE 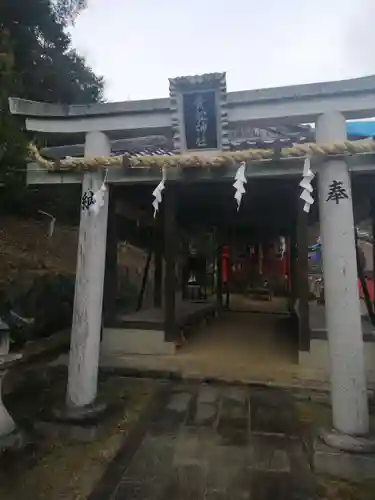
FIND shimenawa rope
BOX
[28,138,375,172]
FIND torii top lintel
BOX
[9,73,375,136]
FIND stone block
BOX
[167,392,192,414]
[313,438,375,480]
[250,470,316,500]
[196,403,217,426]
[197,385,220,405]
[165,464,207,499]
[218,389,249,434]
[250,388,299,436]
[122,435,175,483]
[34,420,102,443]
[249,435,291,473]
[224,386,249,404]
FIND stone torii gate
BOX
[8,73,375,461]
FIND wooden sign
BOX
[169,72,229,153]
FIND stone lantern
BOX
[0,317,22,451]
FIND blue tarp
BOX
[308,243,321,251]
[309,251,320,261]
[347,121,375,138]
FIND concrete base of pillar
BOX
[36,402,109,443]
[320,428,375,453]
[0,360,23,454]
[0,428,24,454]
[314,436,375,480]
[53,401,107,423]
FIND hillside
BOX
[0,216,152,342]
[0,216,78,288]
[0,215,153,286]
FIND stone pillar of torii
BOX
[65,131,110,415]
[316,112,374,451]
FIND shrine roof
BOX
[41,131,313,161]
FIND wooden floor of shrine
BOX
[113,298,217,330]
[111,294,289,328]
[99,296,317,385]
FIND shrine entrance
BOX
[100,174,306,376]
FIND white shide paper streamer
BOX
[90,169,108,216]
[233,162,247,211]
[299,157,314,213]
[152,166,167,218]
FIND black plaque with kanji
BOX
[182,91,218,150]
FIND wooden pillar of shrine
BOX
[103,188,118,322]
[289,230,297,313]
[164,186,177,342]
[216,243,223,309]
[154,234,163,308]
[222,245,230,309]
[297,199,310,352]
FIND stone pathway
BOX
[95,383,317,500]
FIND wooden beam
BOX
[103,188,118,321]
[136,249,152,312]
[164,186,177,342]
[216,243,223,309]
[297,200,310,352]
[154,239,163,308]
[180,237,189,300]
[224,247,230,310]
[289,230,297,313]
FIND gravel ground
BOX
[0,366,157,500]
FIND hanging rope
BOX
[28,138,375,172]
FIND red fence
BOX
[359,278,375,302]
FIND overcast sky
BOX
[70,0,375,102]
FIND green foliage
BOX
[0,0,104,104]
[0,28,28,204]
[53,0,87,26]
[0,0,104,213]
